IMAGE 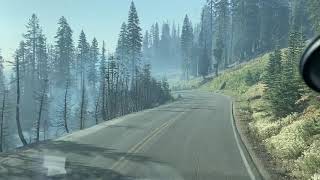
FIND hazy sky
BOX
[0,0,202,61]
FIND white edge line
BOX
[230,100,256,180]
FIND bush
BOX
[265,120,308,159]
[294,139,320,180]
[249,118,282,140]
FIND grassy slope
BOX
[201,53,320,180]
[169,77,204,91]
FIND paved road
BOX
[0,90,262,180]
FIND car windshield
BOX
[0,0,319,180]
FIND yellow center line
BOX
[110,112,185,171]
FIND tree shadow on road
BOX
[0,140,163,180]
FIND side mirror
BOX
[300,36,320,92]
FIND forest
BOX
[0,2,172,150]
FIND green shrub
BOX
[249,118,282,140]
[294,139,320,180]
[265,120,308,159]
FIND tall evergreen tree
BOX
[24,14,41,83]
[116,22,129,65]
[127,1,142,77]
[199,5,212,75]
[153,23,160,55]
[77,30,90,84]
[37,33,48,81]
[88,37,99,87]
[100,41,107,121]
[214,0,230,67]
[55,16,74,86]
[244,0,260,58]
[14,49,28,146]
[142,30,151,64]
[181,15,194,80]
[159,22,171,61]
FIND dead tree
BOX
[0,89,7,152]
[79,73,86,130]
[35,79,48,142]
[15,56,27,146]
[94,95,100,125]
[63,80,70,133]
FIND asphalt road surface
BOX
[0,90,262,180]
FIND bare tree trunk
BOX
[43,118,48,140]
[110,65,114,119]
[106,65,111,120]
[94,95,100,125]
[64,81,69,133]
[125,78,129,114]
[15,56,27,146]
[115,71,119,115]
[101,80,106,120]
[209,0,214,73]
[80,74,85,130]
[35,88,45,142]
[229,14,235,64]
[120,80,124,116]
[0,90,6,152]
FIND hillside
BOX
[201,52,320,180]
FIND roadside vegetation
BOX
[202,44,320,179]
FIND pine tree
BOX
[77,30,90,84]
[198,5,212,77]
[279,32,303,116]
[266,31,305,117]
[264,47,282,89]
[37,34,48,82]
[100,41,107,121]
[215,0,230,67]
[213,36,224,76]
[62,79,70,133]
[88,37,99,87]
[116,22,129,65]
[14,50,28,146]
[153,23,160,56]
[127,1,142,77]
[24,14,41,83]
[142,30,151,63]
[181,15,194,80]
[159,23,171,61]
[55,16,74,86]
[23,14,46,134]
[259,1,276,51]
[199,44,210,78]
[34,33,49,142]
[244,0,260,58]
[264,47,282,113]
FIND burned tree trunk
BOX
[0,89,6,152]
[35,88,45,142]
[15,56,27,146]
[80,74,86,130]
[63,81,69,133]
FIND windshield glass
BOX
[0,0,319,180]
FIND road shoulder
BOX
[231,98,275,180]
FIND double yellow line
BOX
[110,112,185,171]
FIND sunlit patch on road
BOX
[43,155,66,177]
